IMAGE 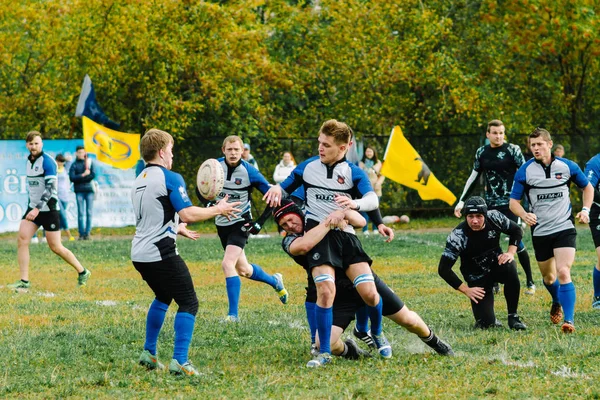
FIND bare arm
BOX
[510,198,537,226]
[576,183,594,223]
[178,196,241,224]
[288,221,331,256]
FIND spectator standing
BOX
[55,154,75,241]
[553,144,565,158]
[242,143,259,170]
[359,146,384,235]
[273,152,296,184]
[69,146,95,240]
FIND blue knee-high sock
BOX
[173,312,196,364]
[305,302,317,344]
[558,282,576,323]
[355,305,369,333]
[315,305,332,354]
[543,280,560,304]
[249,264,277,288]
[593,267,600,297]
[225,276,241,317]
[144,299,169,355]
[368,298,384,335]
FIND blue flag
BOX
[75,75,120,130]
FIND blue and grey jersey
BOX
[131,164,193,262]
[584,154,600,209]
[27,152,59,212]
[511,157,589,236]
[460,143,525,207]
[214,158,271,227]
[279,156,376,234]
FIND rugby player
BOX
[132,129,240,376]
[454,120,535,295]
[439,196,527,330]
[509,127,593,333]
[8,131,91,290]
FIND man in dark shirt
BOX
[454,120,535,295]
[440,196,527,330]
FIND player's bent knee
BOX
[178,297,199,316]
[49,242,65,255]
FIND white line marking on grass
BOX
[551,366,589,379]
[96,300,118,306]
[396,235,445,249]
[267,319,307,330]
[37,291,56,298]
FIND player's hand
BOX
[82,169,90,177]
[498,252,515,264]
[377,224,395,242]
[26,208,39,221]
[454,201,464,218]
[576,208,590,224]
[327,210,346,230]
[463,286,485,303]
[215,195,241,220]
[522,212,537,226]
[178,223,200,240]
[334,194,357,210]
[263,185,282,207]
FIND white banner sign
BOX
[0,139,137,233]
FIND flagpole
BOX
[382,126,395,162]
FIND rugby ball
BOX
[197,159,224,201]
[400,215,410,224]
[382,215,400,224]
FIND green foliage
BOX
[1,226,599,398]
[1,0,599,211]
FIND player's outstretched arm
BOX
[454,170,480,218]
[179,195,241,223]
[263,184,283,207]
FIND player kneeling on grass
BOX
[132,129,241,376]
[264,199,454,366]
[438,196,527,330]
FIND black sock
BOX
[340,342,349,357]
[78,269,87,276]
[341,341,361,360]
[21,279,29,284]
[419,329,440,347]
[517,249,534,284]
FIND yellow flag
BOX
[83,116,140,170]
[380,126,456,205]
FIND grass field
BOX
[1,223,599,399]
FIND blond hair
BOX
[222,135,244,149]
[140,128,173,162]
[26,131,42,143]
[319,119,352,145]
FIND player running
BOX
[9,131,91,290]
[510,127,593,333]
[199,135,288,322]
